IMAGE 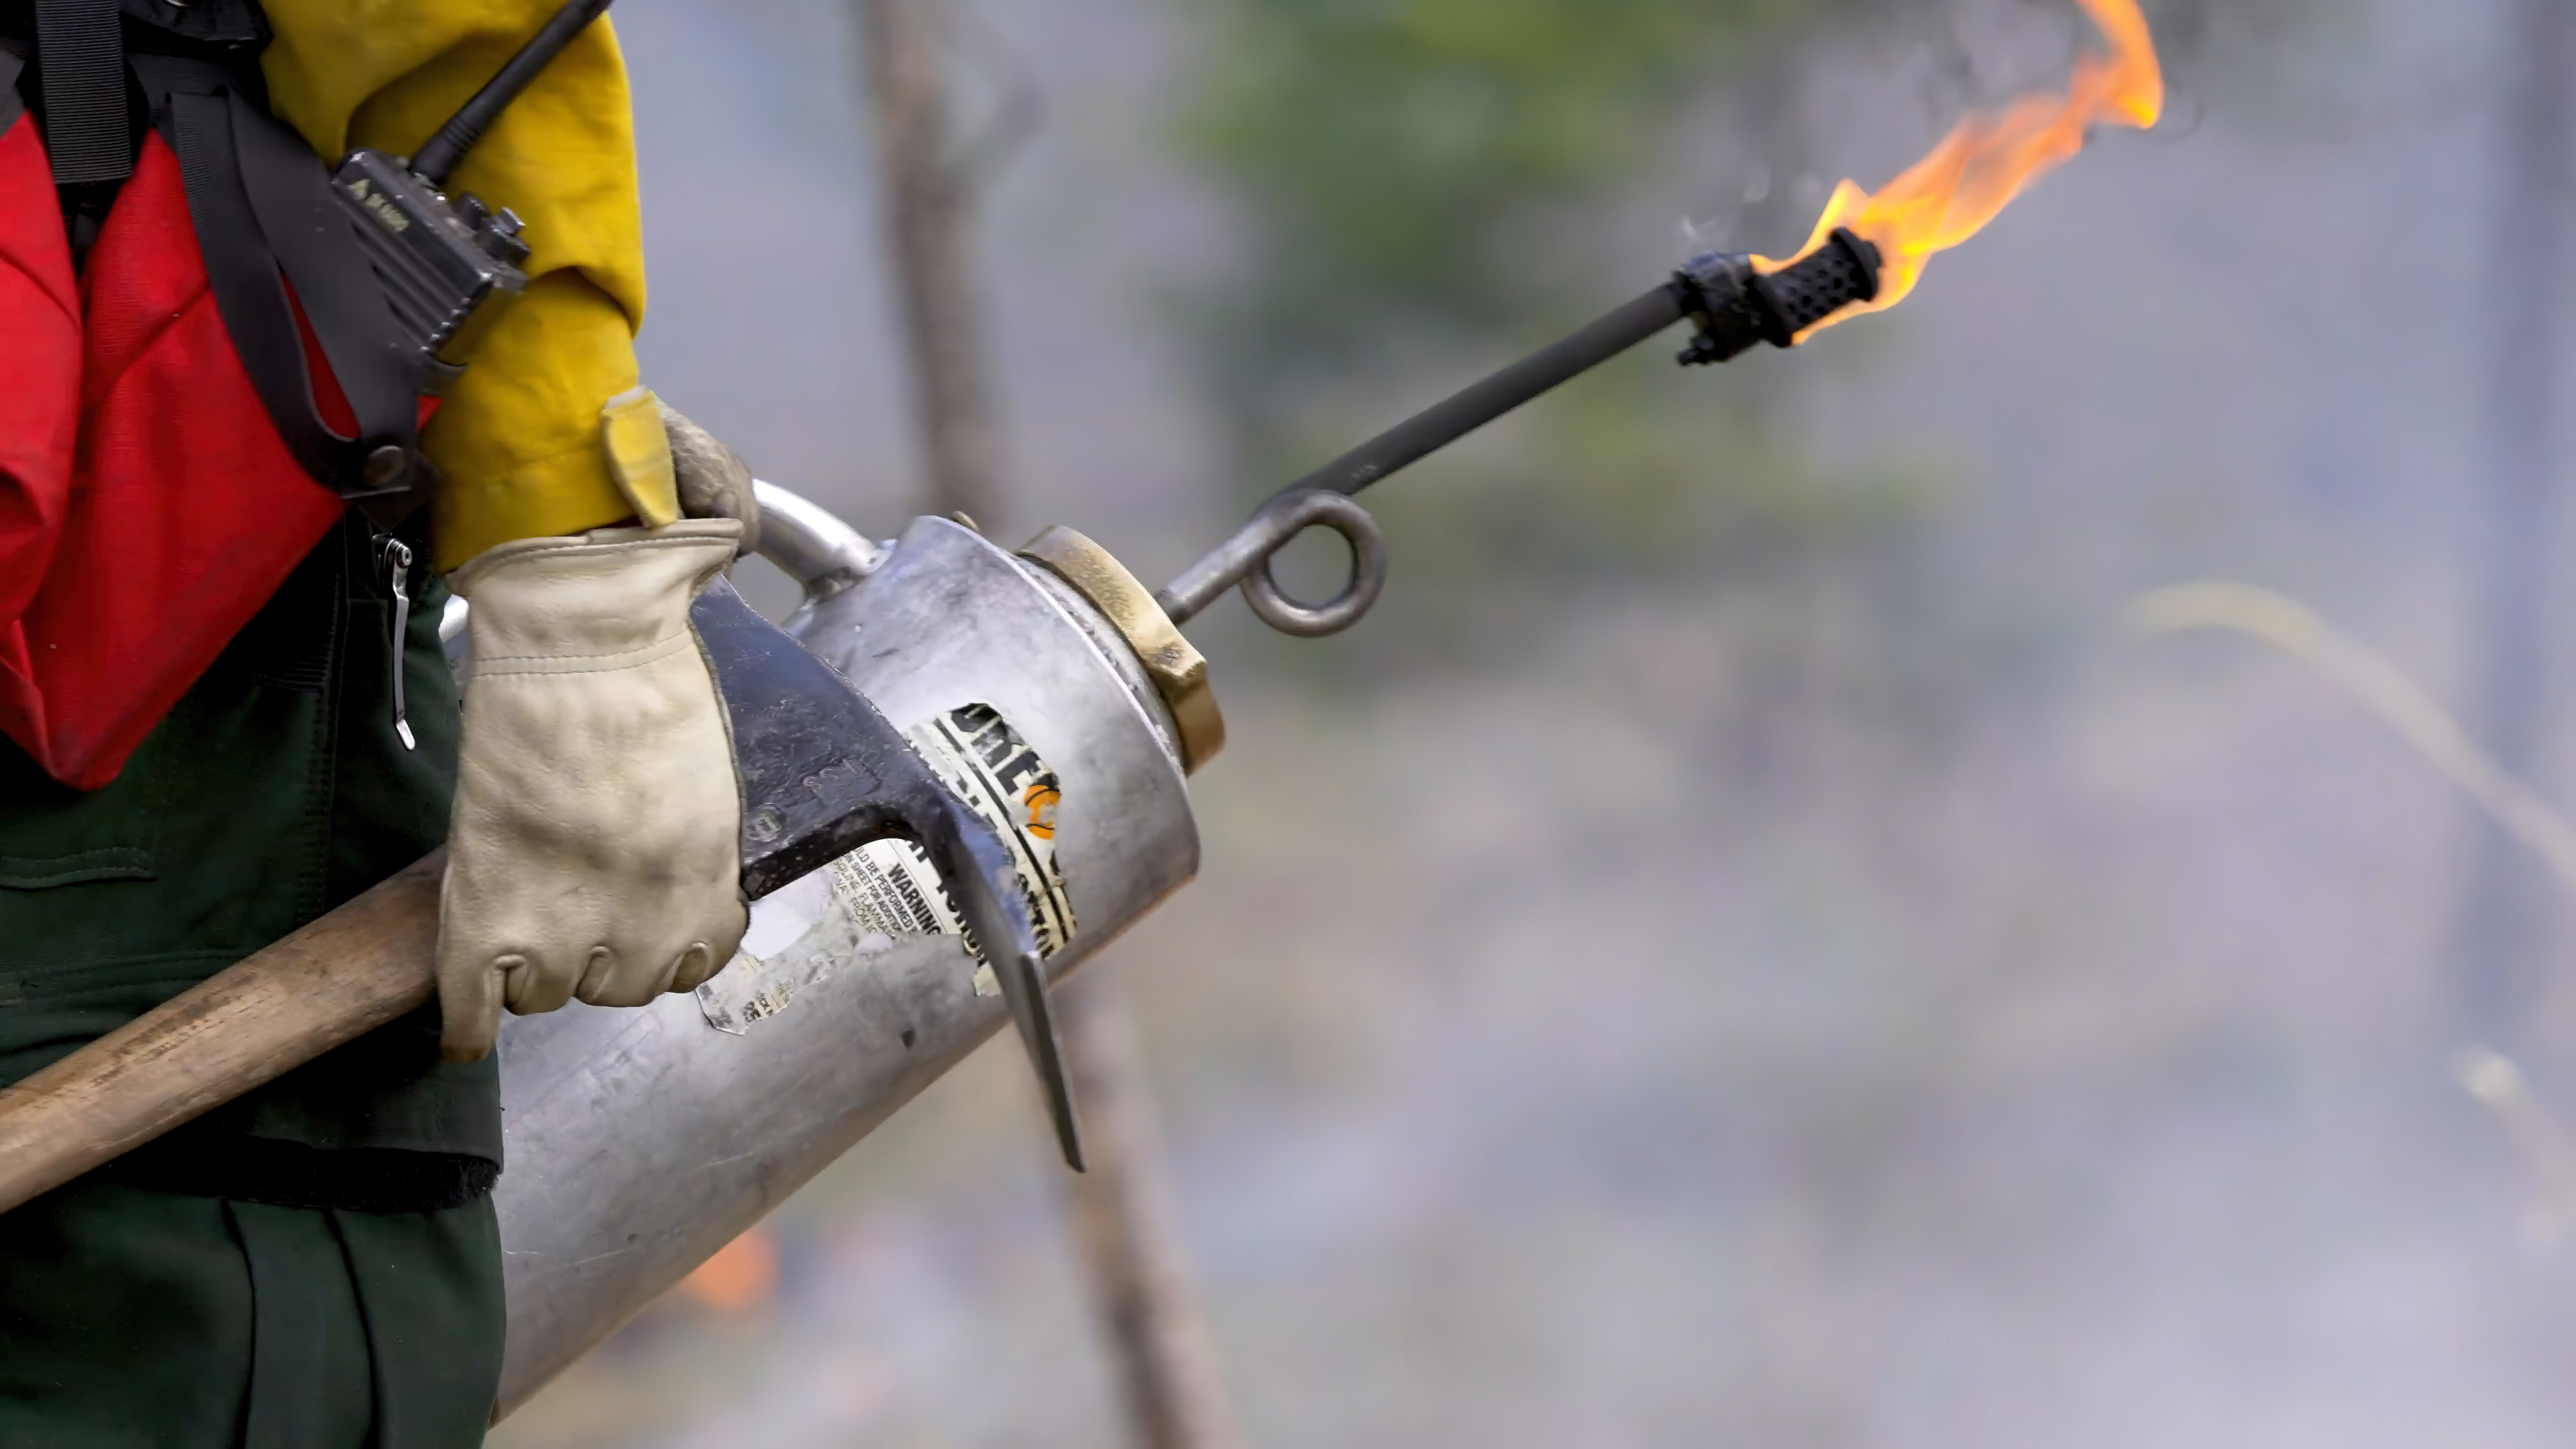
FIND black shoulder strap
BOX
[226,82,421,472]
[113,0,268,49]
[0,46,24,133]
[130,53,421,502]
[32,0,123,185]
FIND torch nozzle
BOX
[1675,227,1882,367]
[1159,228,1884,637]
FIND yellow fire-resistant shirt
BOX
[258,1,649,572]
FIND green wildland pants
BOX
[0,516,506,1448]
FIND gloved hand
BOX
[600,387,763,555]
[435,519,750,1061]
[661,399,761,554]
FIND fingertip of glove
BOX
[672,936,745,995]
[574,945,619,1003]
[437,990,500,1062]
[439,1034,496,1065]
[437,948,506,1062]
[495,953,536,1011]
[667,941,716,994]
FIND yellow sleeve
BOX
[257,1,649,572]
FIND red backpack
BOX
[0,7,431,791]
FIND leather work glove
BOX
[436,519,751,1061]
[600,387,762,556]
[661,399,761,555]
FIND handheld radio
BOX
[331,0,613,394]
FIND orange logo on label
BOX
[1022,783,1061,840]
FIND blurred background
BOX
[491,0,2576,1442]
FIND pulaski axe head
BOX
[691,578,1085,1171]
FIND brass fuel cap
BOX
[1017,526,1224,774]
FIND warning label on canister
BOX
[826,703,1075,996]
[698,703,1075,1032]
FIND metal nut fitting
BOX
[1017,526,1224,774]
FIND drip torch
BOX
[0,231,1884,1415]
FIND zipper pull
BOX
[381,536,417,751]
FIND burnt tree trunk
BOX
[853,6,1247,1444]
[2454,0,2574,1043]
[859,0,1005,531]
[1058,979,1247,1449]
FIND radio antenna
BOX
[411,0,616,186]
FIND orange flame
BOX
[1758,0,2163,335]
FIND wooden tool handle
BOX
[0,851,445,1216]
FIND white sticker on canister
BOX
[696,951,793,1036]
[698,702,1075,1032]
[830,703,1077,994]
[829,839,993,995]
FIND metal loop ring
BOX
[1238,490,1387,639]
